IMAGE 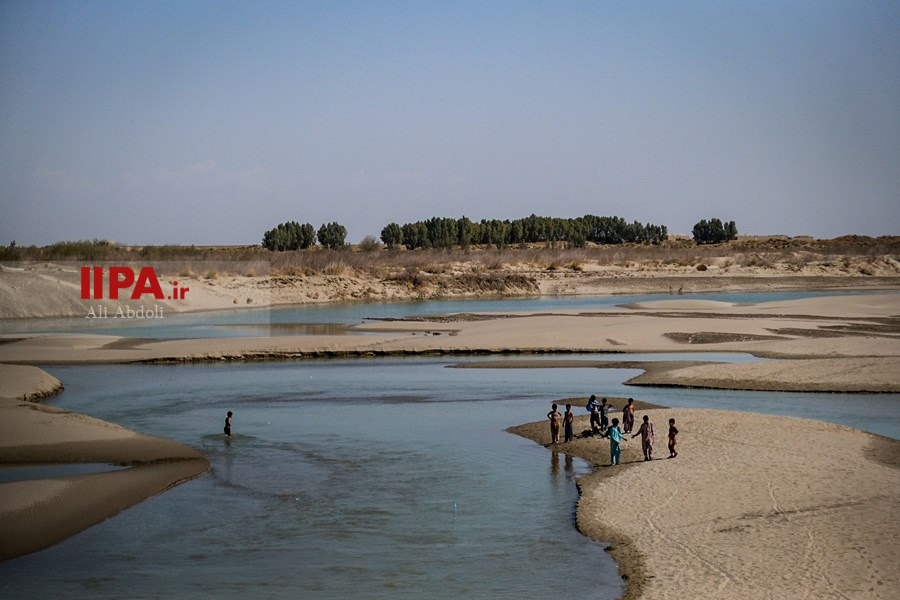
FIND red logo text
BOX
[80,266,189,300]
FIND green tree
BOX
[262,221,316,251]
[380,223,404,249]
[569,217,588,247]
[317,222,348,249]
[692,218,737,244]
[456,216,474,249]
[547,217,570,247]
[521,214,547,243]
[381,213,668,249]
[293,222,316,248]
[724,220,738,241]
[480,219,511,248]
[401,222,428,249]
[425,217,458,249]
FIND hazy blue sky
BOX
[1,1,898,246]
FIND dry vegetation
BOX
[2,236,899,307]
[4,235,897,274]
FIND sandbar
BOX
[510,408,900,600]
[0,368,209,560]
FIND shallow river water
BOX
[1,292,897,599]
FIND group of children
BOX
[547,396,678,466]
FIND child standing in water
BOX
[607,417,625,465]
[668,418,678,458]
[224,411,233,437]
[563,403,575,443]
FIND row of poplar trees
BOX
[263,214,737,250]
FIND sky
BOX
[1,1,898,246]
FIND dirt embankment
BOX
[3,236,900,318]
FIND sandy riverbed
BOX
[510,407,900,600]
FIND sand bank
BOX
[2,293,897,392]
[510,408,900,600]
[0,363,63,400]
[3,252,900,319]
[0,366,209,560]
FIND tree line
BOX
[262,221,348,251]
[261,214,737,251]
[691,218,738,244]
[380,214,668,250]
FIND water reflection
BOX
[0,290,877,338]
[0,463,127,484]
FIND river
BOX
[1,292,897,599]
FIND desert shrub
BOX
[422,263,451,275]
[321,260,352,276]
[387,267,428,288]
[43,239,119,261]
[358,235,381,252]
[274,264,311,277]
[454,273,538,293]
[140,245,201,260]
[0,242,21,261]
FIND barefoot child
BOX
[668,418,678,458]
[547,404,562,444]
[632,414,654,461]
[599,398,611,433]
[588,395,601,432]
[563,403,575,443]
[622,398,635,433]
[607,417,626,465]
